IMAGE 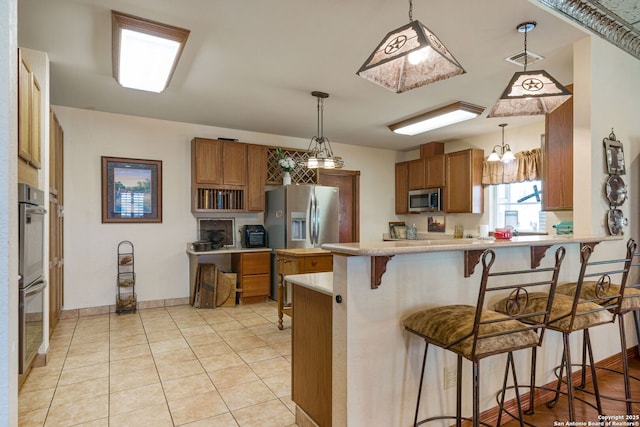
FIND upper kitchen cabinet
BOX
[445,148,484,214]
[425,154,445,188]
[246,144,267,212]
[407,159,426,190]
[191,138,267,213]
[542,86,573,211]
[395,162,409,214]
[192,138,246,186]
[18,49,42,170]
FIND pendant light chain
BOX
[317,96,323,139]
[523,25,528,72]
[408,0,413,22]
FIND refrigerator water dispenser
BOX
[291,212,306,240]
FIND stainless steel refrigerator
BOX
[265,184,339,298]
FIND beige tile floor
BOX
[18,301,298,427]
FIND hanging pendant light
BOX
[302,91,344,169]
[356,0,465,93]
[488,22,572,117]
[488,123,515,163]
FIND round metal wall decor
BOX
[605,174,627,206]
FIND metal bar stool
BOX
[402,247,566,427]
[553,239,640,415]
[495,239,636,422]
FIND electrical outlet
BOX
[444,365,457,390]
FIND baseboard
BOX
[60,297,190,318]
[462,347,639,427]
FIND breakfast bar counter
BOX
[306,235,628,426]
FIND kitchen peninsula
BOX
[290,235,624,426]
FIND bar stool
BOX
[495,240,636,422]
[553,238,640,415]
[402,247,565,427]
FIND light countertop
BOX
[284,272,333,296]
[322,235,622,256]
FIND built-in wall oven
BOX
[18,183,47,374]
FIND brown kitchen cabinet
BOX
[542,85,573,211]
[407,158,426,190]
[275,248,333,329]
[395,161,409,214]
[192,138,247,186]
[49,110,64,334]
[292,283,332,427]
[445,148,484,213]
[18,49,42,170]
[191,137,251,213]
[246,144,267,212]
[231,251,271,304]
[425,154,445,188]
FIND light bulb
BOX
[408,48,429,65]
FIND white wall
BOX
[1,0,18,424]
[54,106,399,310]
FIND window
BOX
[490,180,545,232]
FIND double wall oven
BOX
[18,183,47,374]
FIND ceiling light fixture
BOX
[487,123,515,163]
[388,101,485,136]
[302,91,343,169]
[112,10,190,93]
[488,21,572,117]
[356,0,465,93]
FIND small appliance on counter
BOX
[241,225,267,248]
[552,221,573,235]
[196,218,235,251]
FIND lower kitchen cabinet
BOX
[231,251,271,304]
[292,283,332,427]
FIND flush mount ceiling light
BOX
[388,101,485,136]
[487,123,515,163]
[112,10,190,93]
[302,91,344,169]
[356,0,465,93]
[488,21,572,117]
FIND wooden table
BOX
[274,248,333,329]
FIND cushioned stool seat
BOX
[495,292,613,332]
[403,305,540,359]
[555,281,640,312]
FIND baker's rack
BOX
[116,240,137,313]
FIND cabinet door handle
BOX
[311,260,317,266]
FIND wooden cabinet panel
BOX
[222,141,247,185]
[18,49,41,170]
[542,89,573,211]
[246,144,266,211]
[241,251,270,275]
[426,154,445,188]
[407,158,426,190]
[241,274,270,297]
[29,77,41,169]
[303,255,333,272]
[445,149,484,213]
[193,138,223,184]
[395,162,409,214]
[231,251,271,304]
[292,284,332,427]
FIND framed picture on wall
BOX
[101,156,163,223]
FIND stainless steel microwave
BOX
[408,188,442,212]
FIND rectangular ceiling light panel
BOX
[112,11,190,93]
[389,101,485,135]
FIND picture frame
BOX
[101,156,162,223]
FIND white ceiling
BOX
[18,0,597,151]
